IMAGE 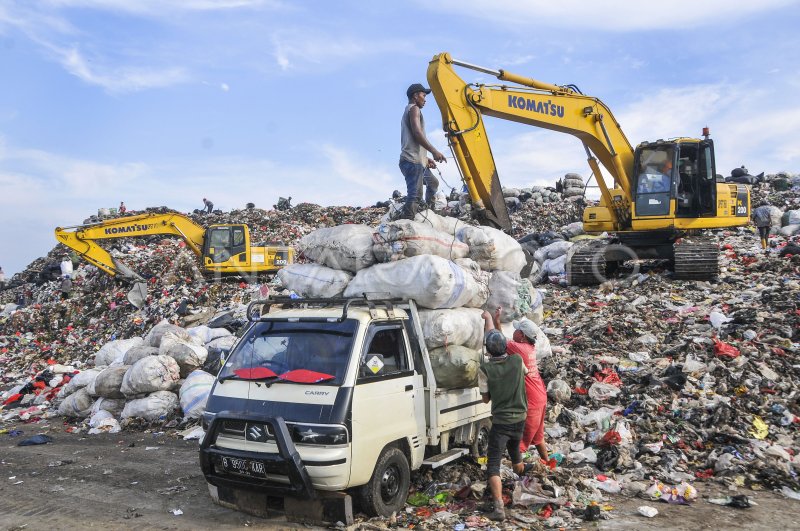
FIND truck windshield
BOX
[218,319,358,385]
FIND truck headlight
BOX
[201,411,217,431]
[289,424,349,446]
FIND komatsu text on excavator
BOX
[427,52,751,283]
[55,212,293,280]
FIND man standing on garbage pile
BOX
[478,315,530,521]
[484,309,550,463]
[0,266,5,289]
[202,197,214,214]
[753,202,774,250]
[398,83,446,220]
[119,201,127,215]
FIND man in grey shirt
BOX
[398,83,446,219]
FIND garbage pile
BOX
[1,171,800,527]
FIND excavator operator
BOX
[398,83,446,219]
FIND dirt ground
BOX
[2,421,799,531]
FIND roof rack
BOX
[246,295,408,323]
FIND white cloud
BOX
[39,0,280,16]
[271,31,410,72]
[52,45,190,92]
[419,0,798,31]
[220,82,230,91]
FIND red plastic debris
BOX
[695,468,714,479]
[574,387,588,395]
[233,367,277,380]
[278,369,335,384]
[594,367,622,387]
[599,430,622,447]
[538,504,554,518]
[713,339,740,358]
[2,393,22,406]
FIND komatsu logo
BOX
[508,95,565,118]
[104,223,156,235]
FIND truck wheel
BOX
[471,419,492,459]
[358,446,410,517]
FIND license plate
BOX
[220,456,266,477]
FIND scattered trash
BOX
[638,506,659,518]
[17,434,53,446]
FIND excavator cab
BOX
[632,138,718,220]
[203,224,249,264]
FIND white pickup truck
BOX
[200,296,492,519]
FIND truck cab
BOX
[200,297,491,519]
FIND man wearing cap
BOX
[398,83,447,220]
[478,310,529,521]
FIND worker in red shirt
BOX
[486,308,549,461]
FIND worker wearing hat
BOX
[398,83,446,220]
[478,310,530,521]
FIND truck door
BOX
[350,321,421,485]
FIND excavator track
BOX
[673,237,719,280]
[566,240,609,286]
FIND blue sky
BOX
[1,0,799,275]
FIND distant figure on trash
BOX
[753,202,774,251]
[398,83,446,220]
[0,266,5,289]
[60,275,72,300]
[202,198,214,214]
[119,201,127,215]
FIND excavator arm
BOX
[55,212,207,279]
[427,52,636,231]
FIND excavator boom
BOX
[55,212,208,278]
[427,52,635,231]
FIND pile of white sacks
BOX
[277,211,548,389]
[54,321,233,431]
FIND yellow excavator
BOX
[427,52,751,283]
[55,212,293,280]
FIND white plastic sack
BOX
[785,209,800,226]
[298,224,376,272]
[542,255,567,276]
[88,417,121,435]
[457,225,526,273]
[344,255,484,309]
[91,397,126,417]
[93,366,130,399]
[533,241,573,264]
[187,325,232,345]
[144,320,185,348]
[60,369,101,397]
[120,355,181,397]
[561,222,585,239]
[766,205,783,227]
[419,308,484,350]
[779,224,800,237]
[563,187,584,198]
[372,220,469,262]
[413,210,464,236]
[179,370,216,419]
[121,391,179,421]
[207,335,237,351]
[93,337,144,367]
[60,259,73,277]
[57,388,93,418]
[123,345,159,366]
[483,271,542,322]
[89,409,114,427]
[428,345,481,389]
[277,263,353,298]
[547,379,571,402]
[161,333,208,378]
[454,258,491,308]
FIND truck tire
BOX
[471,419,492,459]
[358,446,410,517]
